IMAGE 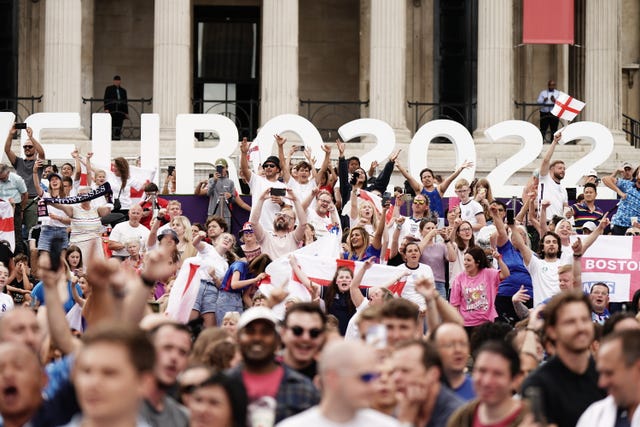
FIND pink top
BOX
[450,268,501,327]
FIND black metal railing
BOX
[191,99,259,140]
[299,99,369,141]
[407,101,476,134]
[82,97,152,140]
[513,101,556,124]
[623,114,640,149]
[0,96,43,122]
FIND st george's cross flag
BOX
[0,201,15,252]
[164,259,204,323]
[551,92,585,121]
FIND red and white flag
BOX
[165,259,204,323]
[551,92,585,121]
[0,201,14,252]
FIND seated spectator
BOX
[107,204,150,260]
[121,239,144,273]
[567,183,604,230]
[6,254,33,305]
[589,282,611,325]
[0,263,15,316]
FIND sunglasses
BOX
[358,372,381,383]
[275,212,294,220]
[413,200,426,205]
[243,229,254,234]
[626,232,640,236]
[289,325,324,338]
[263,163,277,169]
[23,145,34,149]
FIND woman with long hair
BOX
[45,186,111,261]
[65,245,84,274]
[448,220,476,283]
[171,215,197,263]
[107,157,143,218]
[399,241,435,314]
[472,177,495,222]
[33,160,70,252]
[418,219,456,298]
[349,186,377,236]
[187,372,247,427]
[449,246,510,329]
[342,204,387,262]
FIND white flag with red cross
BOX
[551,92,585,121]
[0,201,14,252]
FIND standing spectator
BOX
[196,158,235,225]
[522,291,606,427]
[0,164,28,253]
[538,131,568,219]
[449,247,510,329]
[235,222,262,263]
[103,75,129,140]
[418,219,456,299]
[454,179,486,232]
[537,79,560,142]
[108,157,143,219]
[432,323,475,401]
[280,303,327,380]
[32,163,70,252]
[302,189,341,240]
[227,307,320,424]
[396,159,473,218]
[4,125,45,239]
[107,204,150,260]
[277,341,399,427]
[567,183,604,230]
[240,137,289,233]
[139,183,169,229]
[603,167,640,235]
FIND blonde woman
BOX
[170,215,197,263]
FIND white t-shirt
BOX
[249,174,290,233]
[288,177,316,203]
[307,208,339,240]
[538,173,568,219]
[459,199,484,226]
[526,255,562,305]
[0,293,15,316]
[108,221,150,257]
[258,231,299,260]
[344,299,369,341]
[195,243,229,282]
[40,191,69,227]
[400,263,434,311]
[276,407,400,427]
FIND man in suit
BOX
[103,75,129,140]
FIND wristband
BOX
[573,253,582,258]
[444,239,450,243]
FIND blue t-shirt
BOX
[421,187,444,218]
[343,244,381,262]
[612,178,640,227]
[31,281,83,313]
[219,261,250,293]
[497,240,533,297]
[452,374,476,401]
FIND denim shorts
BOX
[192,279,219,314]
[435,281,447,300]
[37,226,69,252]
[216,291,244,326]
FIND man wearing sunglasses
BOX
[277,340,399,427]
[230,307,319,424]
[398,193,438,240]
[240,138,290,233]
[4,125,46,248]
[281,303,327,380]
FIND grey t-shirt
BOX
[139,396,189,427]
[13,156,42,197]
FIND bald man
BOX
[276,341,399,426]
[431,323,475,401]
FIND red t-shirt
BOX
[242,366,285,402]
[472,402,524,427]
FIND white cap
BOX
[237,307,278,331]
[586,169,598,177]
[582,221,597,232]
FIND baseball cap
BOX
[623,162,633,170]
[586,169,597,178]
[48,172,63,182]
[582,221,597,232]
[238,222,253,237]
[215,158,228,168]
[237,307,278,331]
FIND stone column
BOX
[369,0,410,143]
[260,0,299,124]
[43,0,82,114]
[584,0,621,133]
[153,0,191,139]
[475,0,513,132]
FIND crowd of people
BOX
[0,125,639,427]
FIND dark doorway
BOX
[434,0,477,132]
[193,6,260,140]
[0,0,18,115]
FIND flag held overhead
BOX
[551,92,585,122]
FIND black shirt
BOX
[522,355,606,427]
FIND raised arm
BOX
[539,132,561,177]
[602,176,626,199]
[288,254,321,300]
[349,258,373,308]
[370,150,400,194]
[509,223,533,266]
[438,160,473,197]
[371,205,389,250]
[395,160,421,194]
[389,216,404,259]
[489,204,509,247]
[290,189,308,243]
[276,135,291,183]
[71,148,82,181]
[495,251,510,280]
[4,125,16,165]
[301,187,318,212]
[249,188,269,242]
[239,137,252,182]
[32,159,44,197]
[26,127,45,160]
[316,144,332,184]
